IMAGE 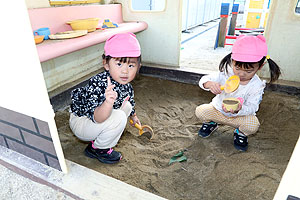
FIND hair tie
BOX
[266,55,270,60]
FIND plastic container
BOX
[34,27,50,40]
[34,35,44,44]
[223,97,240,111]
[66,18,100,32]
[49,30,88,39]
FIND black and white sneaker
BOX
[233,129,248,151]
[198,121,218,138]
[84,142,122,164]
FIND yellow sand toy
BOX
[223,97,240,112]
[220,75,240,93]
[102,19,118,28]
[129,119,154,139]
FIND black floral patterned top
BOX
[70,70,135,121]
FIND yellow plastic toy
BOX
[102,19,118,28]
[223,97,240,112]
[129,119,154,139]
[220,75,240,93]
[66,18,100,32]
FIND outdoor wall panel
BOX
[22,130,56,155]
[182,0,222,31]
[36,119,52,137]
[0,106,36,132]
[0,135,5,146]
[47,155,62,170]
[6,139,47,164]
[0,122,23,142]
[0,106,61,171]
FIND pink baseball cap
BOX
[232,35,268,62]
[104,32,141,57]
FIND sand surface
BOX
[55,75,300,200]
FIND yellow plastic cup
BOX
[223,97,240,111]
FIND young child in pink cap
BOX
[69,32,142,163]
[195,35,281,151]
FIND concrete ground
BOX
[0,146,76,200]
[0,163,75,200]
[0,145,165,200]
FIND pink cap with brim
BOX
[232,35,268,62]
[104,32,141,57]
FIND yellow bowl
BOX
[34,35,44,44]
[66,18,100,32]
[223,97,239,111]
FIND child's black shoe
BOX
[233,129,248,151]
[85,142,122,164]
[198,121,218,138]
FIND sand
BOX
[55,75,300,200]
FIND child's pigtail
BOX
[267,58,281,83]
[219,53,232,73]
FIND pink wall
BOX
[28,4,124,34]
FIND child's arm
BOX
[126,84,141,126]
[222,102,242,114]
[234,83,265,116]
[203,81,222,94]
[130,113,141,126]
[93,77,117,123]
[199,72,225,94]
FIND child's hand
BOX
[130,114,141,127]
[204,81,222,94]
[222,103,242,114]
[105,76,117,105]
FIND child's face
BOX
[104,57,140,85]
[232,60,261,84]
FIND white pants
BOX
[69,101,132,149]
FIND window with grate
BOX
[296,0,300,13]
[131,0,165,11]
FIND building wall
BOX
[0,106,61,171]
[25,0,50,8]
[116,0,182,67]
[24,0,300,82]
[41,44,103,95]
[262,0,300,82]
[25,0,107,94]
[26,0,182,68]
[182,0,222,31]
[0,0,67,172]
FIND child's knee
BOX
[195,105,207,122]
[120,101,132,117]
[109,110,127,130]
[240,118,260,135]
[245,124,259,135]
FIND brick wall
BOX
[0,106,61,171]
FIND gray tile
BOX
[0,106,36,132]
[22,130,56,156]
[0,135,7,147]
[47,155,62,171]
[35,119,51,138]
[0,122,22,142]
[7,139,47,165]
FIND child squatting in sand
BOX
[69,32,142,164]
[195,35,281,151]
